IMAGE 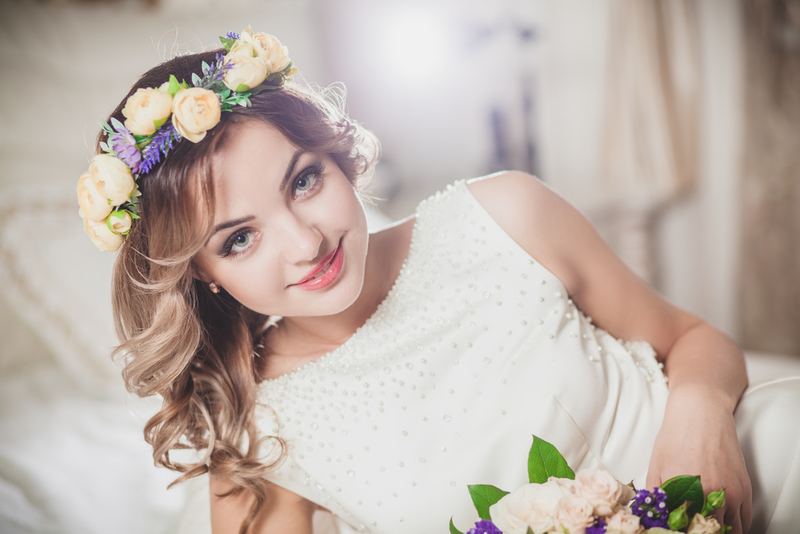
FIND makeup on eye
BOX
[220,228,258,258]
[292,163,325,199]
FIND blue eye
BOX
[231,231,252,252]
[220,229,255,257]
[292,164,325,198]
[294,174,317,195]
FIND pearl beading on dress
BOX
[256,180,669,533]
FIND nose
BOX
[280,210,322,264]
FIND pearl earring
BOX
[209,281,220,294]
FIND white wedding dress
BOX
[180,181,800,534]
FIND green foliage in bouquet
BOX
[449,435,729,534]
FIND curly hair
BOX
[102,49,379,532]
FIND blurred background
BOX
[0,0,798,533]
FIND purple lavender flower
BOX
[196,54,233,91]
[139,121,178,175]
[466,519,502,534]
[630,487,669,530]
[225,31,240,40]
[586,518,607,534]
[109,125,142,174]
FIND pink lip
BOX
[293,239,344,291]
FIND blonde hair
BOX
[104,50,378,532]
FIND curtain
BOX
[601,0,700,282]
[740,0,800,354]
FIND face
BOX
[193,121,369,318]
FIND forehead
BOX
[208,121,298,217]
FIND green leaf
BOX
[661,475,704,518]
[235,83,251,93]
[110,117,125,132]
[191,72,202,87]
[99,141,110,153]
[219,36,236,51]
[167,75,181,97]
[527,435,575,483]
[467,484,509,520]
[449,517,464,534]
[201,60,210,74]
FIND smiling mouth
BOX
[293,238,343,289]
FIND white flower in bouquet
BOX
[686,513,721,534]
[575,468,635,517]
[605,509,643,534]
[554,494,595,533]
[489,480,571,534]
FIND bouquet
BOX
[450,436,728,534]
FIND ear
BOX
[191,262,213,284]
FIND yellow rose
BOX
[107,210,132,235]
[83,215,123,252]
[229,40,257,59]
[89,154,135,206]
[171,88,221,143]
[252,32,291,72]
[223,51,268,91]
[77,170,112,222]
[121,87,173,136]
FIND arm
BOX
[467,172,751,533]
[210,475,316,534]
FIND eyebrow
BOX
[207,216,255,245]
[206,150,305,246]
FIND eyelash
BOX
[292,163,325,199]
[220,228,257,258]
[218,163,327,258]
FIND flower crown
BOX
[77,27,296,251]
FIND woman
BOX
[78,29,799,534]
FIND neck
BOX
[261,217,414,377]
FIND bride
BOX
[77,28,799,534]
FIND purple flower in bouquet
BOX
[108,125,142,174]
[631,487,669,529]
[466,520,502,534]
[586,517,607,534]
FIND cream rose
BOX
[575,469,633,517]
[686,513,721,534]
[89,154,135,206]
[77,170,112,222]
[251,32,291,72]
[121,87,173,136]
[223,49,268,91]
[605,510,643,534]
[489,481,572,534]
[83,215,123,252]
[554,495,594,534]
[107,210,132,235]
[171,88,221,143]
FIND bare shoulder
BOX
[465,171,585,294]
